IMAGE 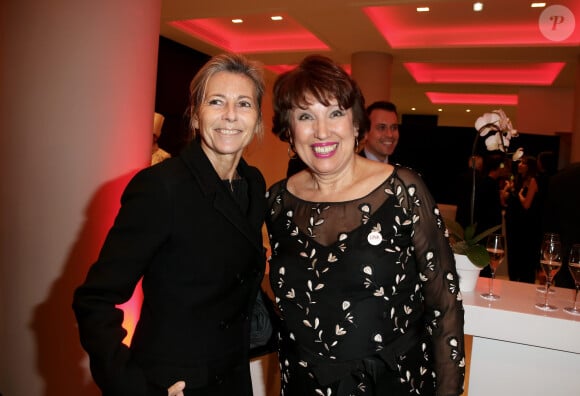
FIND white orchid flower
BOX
[484,132,503,151]
[512,147,524,161]
[470,109,523,227]
[476,109,519,153]
[475,112,501,136]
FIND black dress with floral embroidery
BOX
[266,166,465,396]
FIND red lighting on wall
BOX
[117,281,143,345]
[363,2,580,48]
[426,92,519,105]
[264,64,296,74]
[404,62,565,85]
[265,64,351,75]
[169,13,329,53]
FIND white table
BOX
[462,278,580,395]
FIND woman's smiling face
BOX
[194,71,259,159]
[290,95,358,176]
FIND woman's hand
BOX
[168,381,186,396]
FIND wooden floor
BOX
[463,335,473,395]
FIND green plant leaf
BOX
[444,218,465,240]
[466,245,491,268]
[471,224,502,244]
[464,223,477,243]
[443,217,502,268]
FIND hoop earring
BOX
[288,145,297,159]
[354,138,359,152]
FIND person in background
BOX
[543,162,580,289]
[535,151,557,223]
[503,155,541,283]
[73,53,267,396]
[266,55,465,396]
[151,112,172,165]
[474,153,506,277]
[360,101,400,163]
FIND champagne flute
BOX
[535,234,562,311]
[563,244,580,315]
[537,232,559,293]
[481,233,505,301]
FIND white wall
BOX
[0,1,162,394]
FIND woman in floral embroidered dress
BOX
[265,55,465,396]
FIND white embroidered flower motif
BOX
[314,388,332,396]
[363,266,373,288]
[449,337,461,361]
[359,203,371,224]
[342,301,354,323]
[447,271,459,294]
[335,324,346,336]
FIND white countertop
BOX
[462,277,580,353]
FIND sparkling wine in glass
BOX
[563,244,580,316]
[535,234,562,311]
[537,232,560,293]
[481,234,505,301]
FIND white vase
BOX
[454,253,481,292]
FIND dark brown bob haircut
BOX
[271,55,368,143]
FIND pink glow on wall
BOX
[404,62,565,85]
[265,64,297,74]
[117,280,143,345]
[265,64,351,75]
[426,92,519,105]
[169,13,329,53]
[363,2,580,48]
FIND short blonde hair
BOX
[187,53,265,140]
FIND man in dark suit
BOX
[360,101,400,164]
[543,162,580,289]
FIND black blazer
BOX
[73,141,267,396]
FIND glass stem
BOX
[489,271,495,295]
[574,285,580,311]
[544,280,551,306]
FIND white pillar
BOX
[0,1,161,394]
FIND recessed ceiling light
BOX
[466,109,472,112]
[473,2,483,12]
[271,16,283,21]
[231,19,243,24]
[411,107,416,111]
[438,108,443,112]
[416,7,430,12]
[531,3,546,8]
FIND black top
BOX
[266,166,465,396]
[73,141,266,396]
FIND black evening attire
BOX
[266,166,465,396]
[543,162,580,289]
[472,174,503,278]
[504,179,541,284]
[73,140,267,396]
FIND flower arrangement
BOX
[475,109,519,153]
[445,109,523,268]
